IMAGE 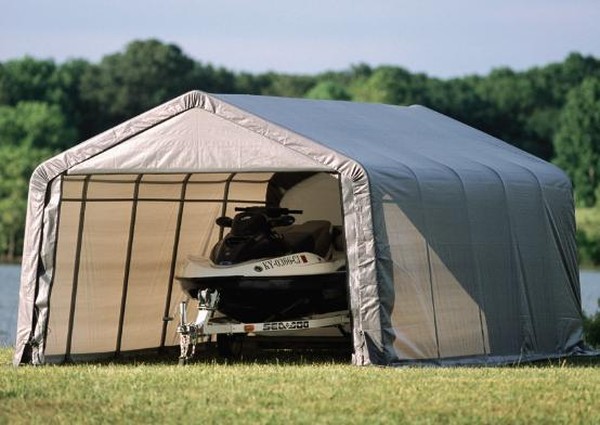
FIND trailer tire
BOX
[217,334,244,359]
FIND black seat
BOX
[279,220,332,257]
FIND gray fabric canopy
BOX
[14,91,585,366]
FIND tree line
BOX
[1,39,600,261]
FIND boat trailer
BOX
[176,289,350,364]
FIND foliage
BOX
[553,77,600,207]
[473,68,552,158]
[575,207,600,266]
[0,146,52,260]
[0,101,73,259]
[1,348,599,424]
[306,81,351,100]
[576,229,600,266]
[352,66,432,105]
[258,73,317,98]
[78,39,199,136]
[0,57,86,143]
[0,101,76,150]
[0,57,59,105]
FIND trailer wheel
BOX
[217,334,244,359]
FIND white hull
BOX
[180,251,345,280]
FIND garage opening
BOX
[45,170,349,362]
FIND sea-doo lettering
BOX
[263,320,310,331]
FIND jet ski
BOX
[177,206,348,323]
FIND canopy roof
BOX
[15,91,584,366]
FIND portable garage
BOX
[14,90,585,366]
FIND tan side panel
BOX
[45,201,81,356]
[70,202,131,354]
[120,202,179,351]
[61,177,85,198]
[87,176,136,199]
[138,174,186,199]
[227,175,269,204]
[186,182,227,201]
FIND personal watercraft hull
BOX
[178,272,347,323]
[177,252,347,323]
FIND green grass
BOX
[1,348,599,424]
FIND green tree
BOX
[533,53,600,107]
[0,145,51,260]
[0,57,58,105]
[0,101,73,258]
[0,101,76,150]
[470,68,555,158]
[553,77,600,206]
[306,81,351,100]
[79,39,200,134]
[0,57,87,145]
[353,66,431,105]
[234,72,273,94]
[52,59,92,143]
[259,73,316,98]
[191,63,237,94]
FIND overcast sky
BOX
[1,0,598,78]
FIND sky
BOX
[0,0,599,78]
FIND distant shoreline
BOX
[0,258,21,265]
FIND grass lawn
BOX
[1,348,599,424]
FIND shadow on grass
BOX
[71,337,354,367]
[523,354,600,368]
[5,341,598,368]
[84,346,600,368]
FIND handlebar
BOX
[234,207,303,216]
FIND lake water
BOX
[0,264,21,347]
[1,265,599,347]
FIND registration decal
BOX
[261,254,308,270]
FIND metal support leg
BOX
[177,301,194,365]
[177,289,220,365]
